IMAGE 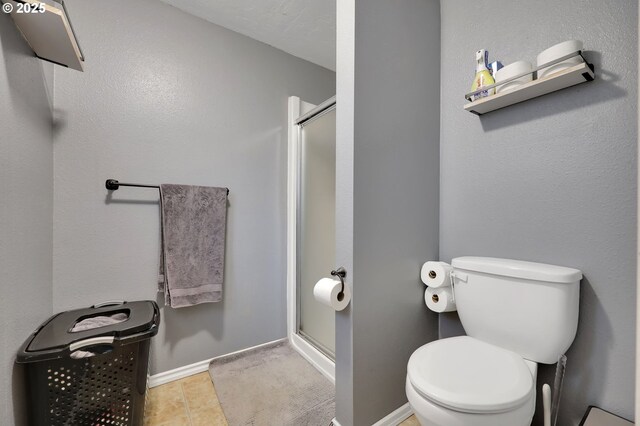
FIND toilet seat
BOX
[407,336,534,414]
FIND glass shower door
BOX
[297,107,336,359]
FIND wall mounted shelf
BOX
[4,0,84,71]
[464,55,594,115]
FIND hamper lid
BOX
[17,300,159,362]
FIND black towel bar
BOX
[105,179,229,195]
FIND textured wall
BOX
[637,4,640,419]
[0,13,54,426]
[335,0,441,424]
[440,0,637,423]
[53,0,335,374]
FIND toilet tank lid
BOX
[452,257,582,283]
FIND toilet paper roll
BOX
[425,287,456,313]
[420,261,453,288]
[313,277,351,311]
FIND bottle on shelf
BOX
[470,49,495,101]
[488,61,503,77]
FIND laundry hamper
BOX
[17,300,160,426]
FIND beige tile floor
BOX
[144,372,228,426]
[144,372,419,426]
[399,415,420,425]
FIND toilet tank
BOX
[451,257,582,364]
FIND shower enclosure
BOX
[287,96,336,380]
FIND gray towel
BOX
[70,313,129,332]
[159,184,228,308]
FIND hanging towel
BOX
[159,184,228,308]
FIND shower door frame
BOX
[287,95,336,384]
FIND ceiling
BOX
[159,0,336,71]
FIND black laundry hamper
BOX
[16,300,160,426]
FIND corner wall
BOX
[335,0,441,424]
[440,0,637,423]
[0,13,54,426]
[52,0,335,375]
[636,3,640,418]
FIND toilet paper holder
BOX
[330,267,347,298]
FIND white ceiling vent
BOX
[3,0,84,71]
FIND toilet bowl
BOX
[406,336,536,426]
[406,257,582,426]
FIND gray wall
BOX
[335,0,441,424]
[335,0,356,422]
[0,13,54,426]
[440,0,637,424]
[53,0,335,374]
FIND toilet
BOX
[406,257,582,426]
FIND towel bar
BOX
[105,179,229,195]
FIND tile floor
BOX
[144,372,228,426]
[143,372,419,426]
[399,415,420,426]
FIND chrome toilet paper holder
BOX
[330,267,346,298]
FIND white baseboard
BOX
[148,357,212,388]
[148,338,286,388]
[331,403,413,426]
[372,402,414,426]
[290,333,335,384]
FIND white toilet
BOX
[406,257,582,426]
